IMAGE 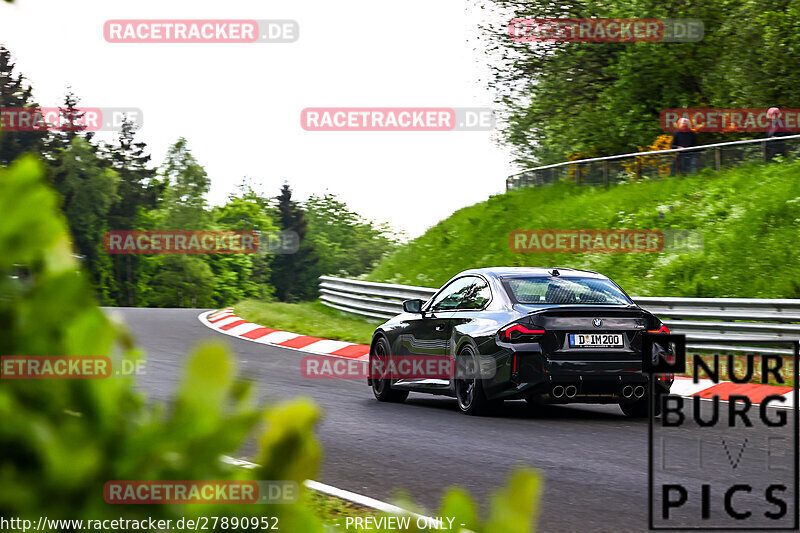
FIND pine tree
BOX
[105,115,161,306]
[43,89,92,159]
[0,46,46,164]
[270,183,319,301]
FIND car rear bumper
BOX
[484,348,673,401]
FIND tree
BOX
[148,255,216,308]
[482,0,768,166]
[40,89,96,162]
[305,193,396,278]
[49,137,119,303]
[158,137,210,229]
[270,183,318,301]
[209,185,280,304]
[104,116,161,306]
[0,45,46,165]
[59,88,93,143]
[131,138,213,307]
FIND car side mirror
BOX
[402,299,424,314]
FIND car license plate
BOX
[569,333,623,348]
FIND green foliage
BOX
[49,137,120,304]
[0,46,400,308]
[0,156,312,527]
[369,161,800,298]
[142,157,281,308]
[147,255,217,308]
[0,47,46,165]
[307,492,376,521]
[305,193,396,279]
[0,153,543,532]
[485,0,800,165]
[269,190,398,303]
[104,117,161,306]
[158,137,211,230]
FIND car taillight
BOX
[648,323,674,381]
[501,324,545,342]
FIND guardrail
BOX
[506,133,800,191]
[319,276,437,319]
[319,276,800,355]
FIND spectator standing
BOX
[766,107,790,161]
[671,117,697,174]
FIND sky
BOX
[0,0,518,238]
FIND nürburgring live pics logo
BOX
[645,333,798,530]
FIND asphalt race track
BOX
[116,307,797,533]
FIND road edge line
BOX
[219,456,440,526]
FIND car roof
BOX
[457,266,610,280]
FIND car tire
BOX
[454,346,492,416]
[370,337,409,403]
[619,396,661,418]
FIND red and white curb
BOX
[201,308,795,407]
[199,308,369,361]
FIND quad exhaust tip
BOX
[621,385,634,398]
[565,385,577,398]
[551,385,565,399]
[634,385,646,399]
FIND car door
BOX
[393,277,477,388]
[407,277,479,356]
[447,276,494,382]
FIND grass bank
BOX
[234,299,377,345]
[367,161,800,298]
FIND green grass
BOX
[305,491,377,523]
[234,299,378,345]
[367,161,800,298]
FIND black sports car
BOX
[368,267,673,416]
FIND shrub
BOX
[0,155,542,531]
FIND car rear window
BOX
[503,277,632,305]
